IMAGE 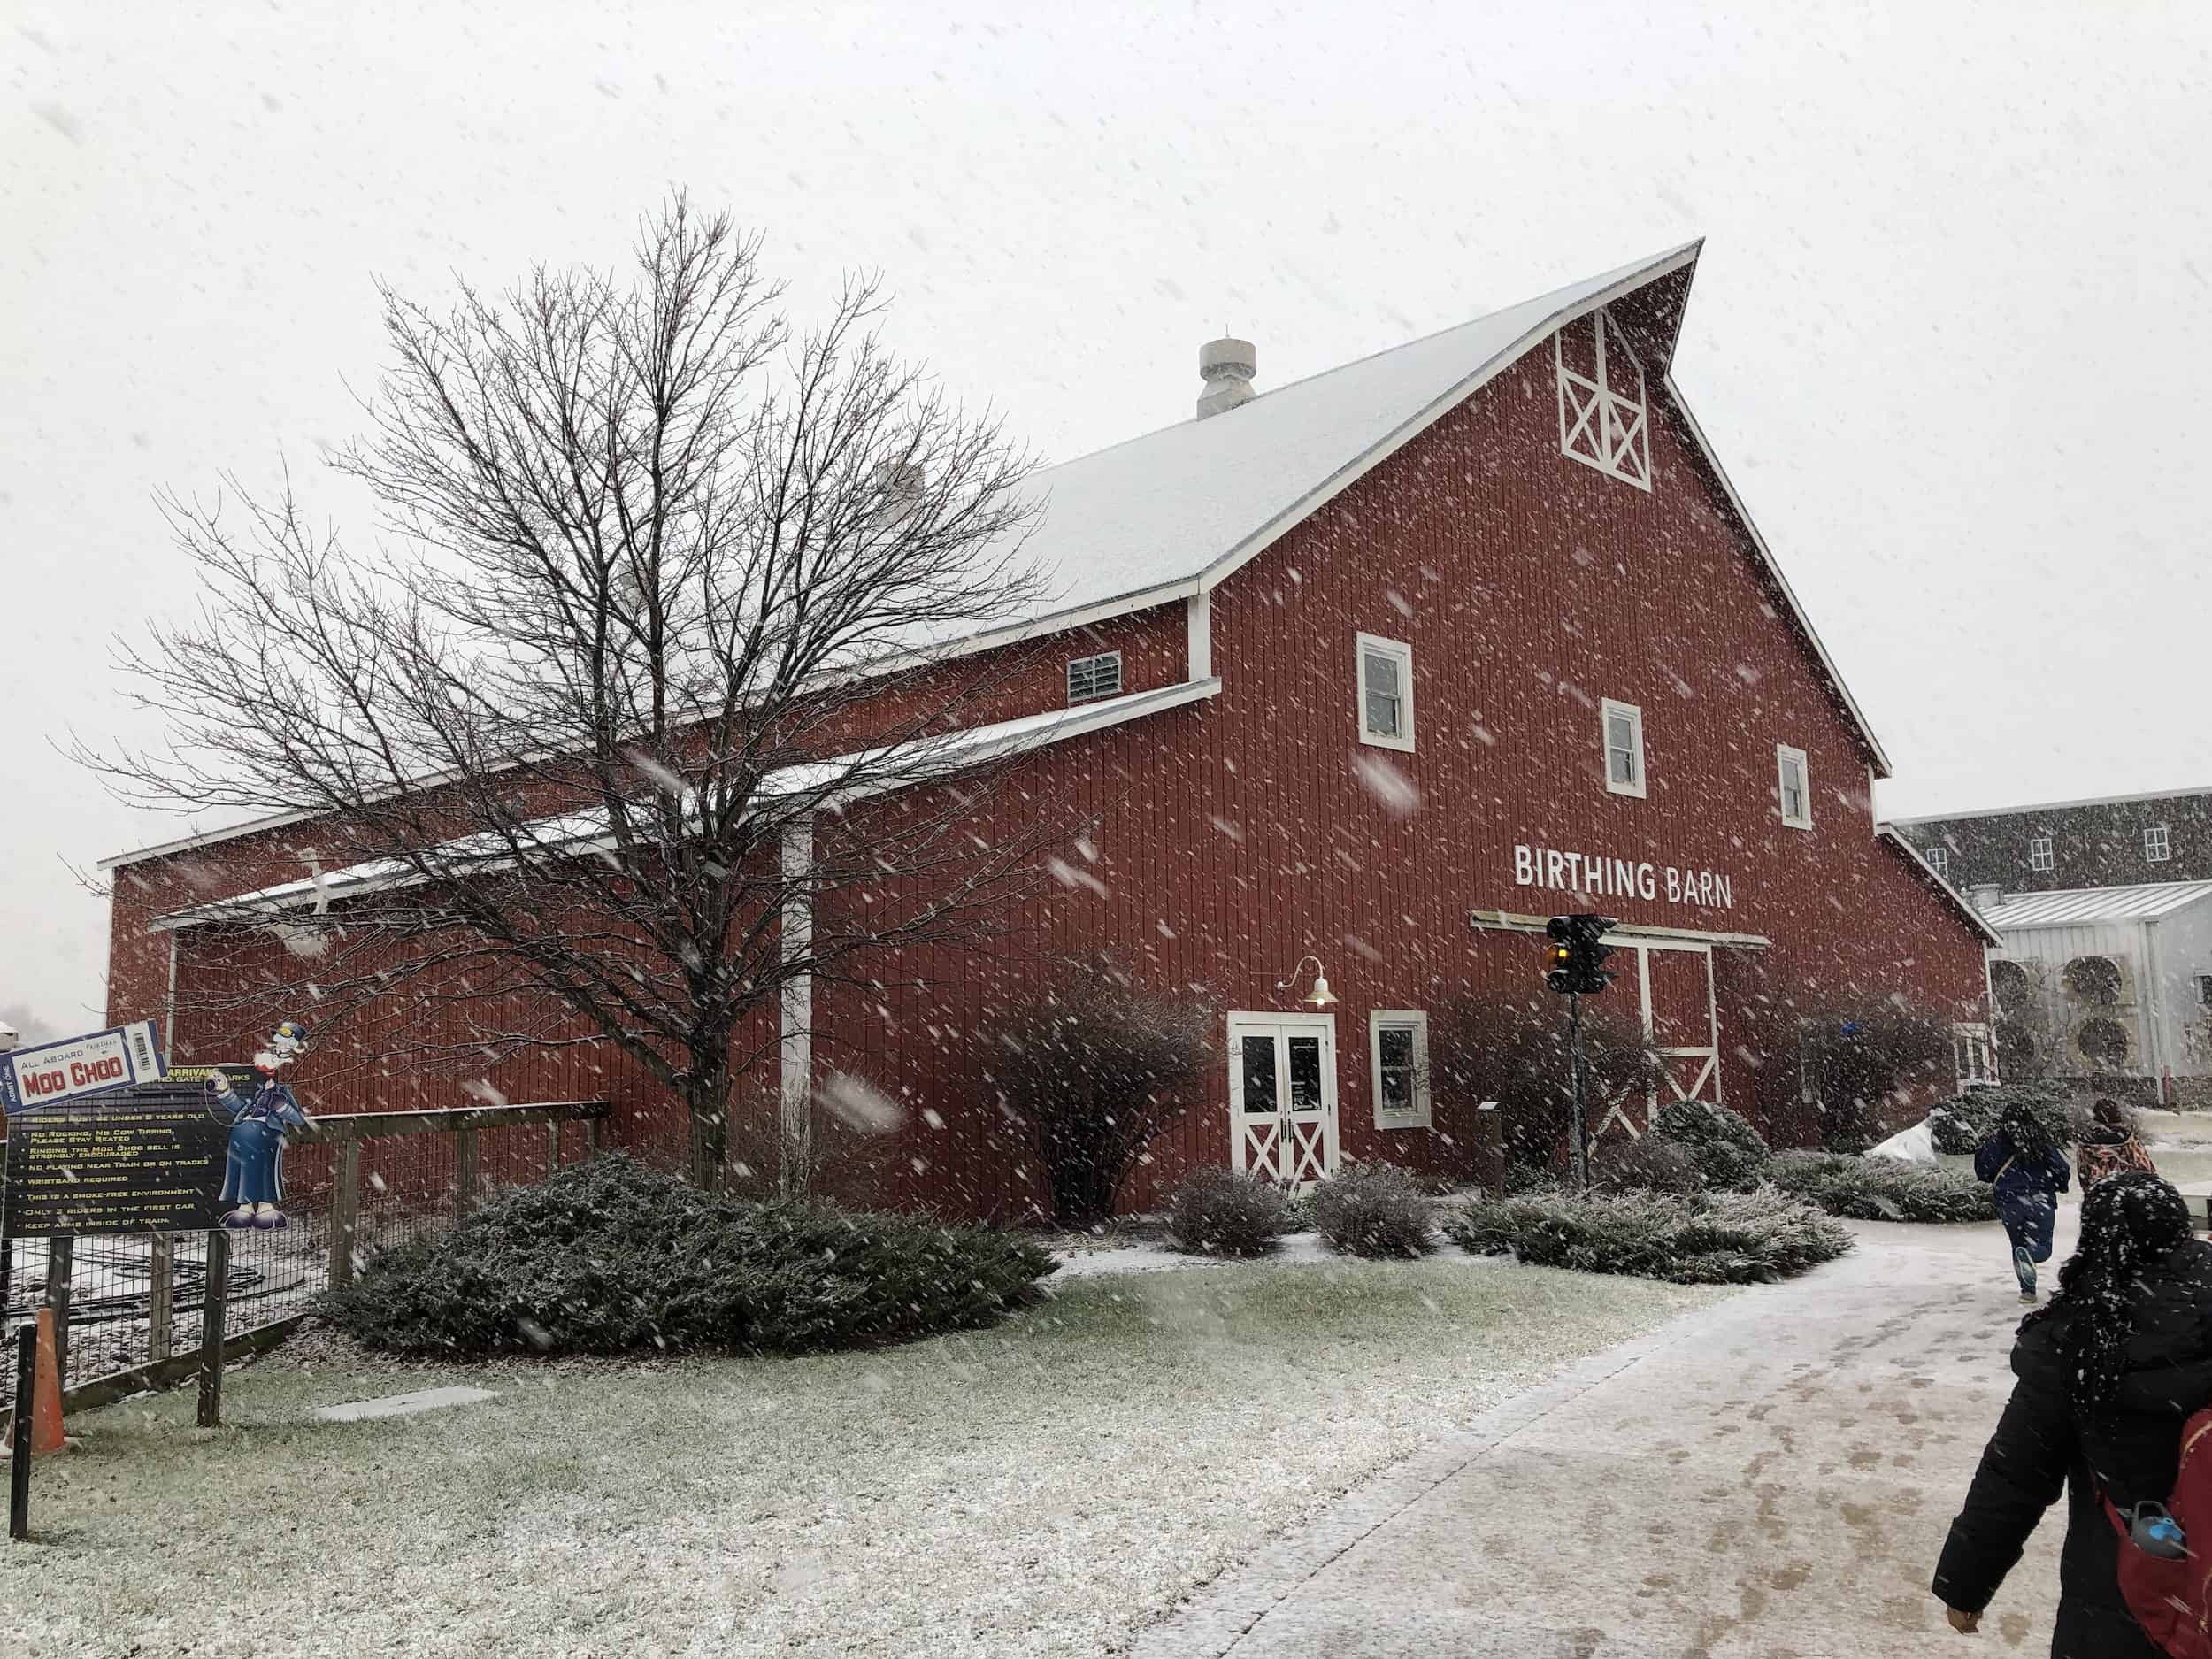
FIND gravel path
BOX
[0,1256,1723,1658]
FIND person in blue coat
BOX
[1977,1098,2072,1304]
[211,1018,313,1230]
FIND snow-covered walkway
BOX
[1136,1210,2076,1657]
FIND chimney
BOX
[1196,336,1256,419]
[1970,882,2005,916]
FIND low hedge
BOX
[1308,1162,1435,1258]
[1928,1086,2072,1156]
[1444,1187,1852,1285]
[1653,1101,1771,1192]
[316,1154,1057,1356]
[1768,1149,1997,1224]
[1591,1134,1701,1194]
[1167,1167,1294,1256]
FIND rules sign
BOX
[1,1083,230,1239]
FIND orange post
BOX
[29,1309,63,1457]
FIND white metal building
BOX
[1981,881,2212,1102]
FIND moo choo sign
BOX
[0,1020,165,1113]
[1513,843,1735,910]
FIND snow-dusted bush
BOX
[1307,1162,1434,1258]
[1590,1134,1701,1195]
[1431,993,1663,1173]
[1928,1085,2071,1156]
[1445,1188,1851,1285]
[1767,1150,1996,1224]
[1790,1002,1954,1151]
[1652,1101,1770,1192]
[316,1154,1056,1356]
[1166,1167,1292,1256]
[995,953,1217,1227]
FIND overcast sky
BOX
[6,1,2210,1030]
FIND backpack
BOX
[2104,1407,2212,1658]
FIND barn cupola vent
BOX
[1196,336,1257,419]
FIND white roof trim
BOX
[1876,824,2003,945]
[150,677,1218,930]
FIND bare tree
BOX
[991,953,1217,1227]
[85,196,1064,1187]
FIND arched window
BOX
[2076,1017,2130,1068]
[2062,956,2124,1004]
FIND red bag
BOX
[2105,1409,2212,1658]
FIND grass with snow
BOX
[0,1257,1724,1659]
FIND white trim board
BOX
[1465,910,1772,951]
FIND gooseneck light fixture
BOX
[1276,955,1337,1009]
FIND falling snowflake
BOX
[1349,753,1420,818]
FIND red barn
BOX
[100,242,1997,1219]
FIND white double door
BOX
[1227,1012,1340,1188]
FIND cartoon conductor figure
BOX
[210,1018,314,1229]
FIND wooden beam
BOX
[295,1100,610,1145]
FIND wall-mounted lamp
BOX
[1276,955,1337,1009]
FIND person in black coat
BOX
[1933,1171,2212,1655]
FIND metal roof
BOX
[1983,881,2212,929]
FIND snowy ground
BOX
[0,1256,1724,1659]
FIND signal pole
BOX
[1567,987,1591,1191]
[1548,913,1617,1192]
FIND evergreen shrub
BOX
[316,1154,1056,1356]
[1307,1162,1435,1257]
[1653,1101,1771,1191]
[1590,1134,1701,1194]
[1445,1188,1851,1285]
[1768,1150,1998,1224]
[1165,1167,1293,1257]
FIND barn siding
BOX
[106,307,1992,1219]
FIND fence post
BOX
[546,1119,562,1178]
[587,1109,606,1159]
[197,1230,228,1429]
[329,1141,361,1291]
[148,1234,174,1363]
[42,1238,71,1388]
[455,1128,480,1220]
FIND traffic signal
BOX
[1545,913,1618,995]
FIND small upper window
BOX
[1356,633,1415,752]
[1776,745,1811,830]
[2147,824,2172,864]
[2198,974,2212,1009]
[1925,845,1949,879]
[1370,1010,1432,1129]
[1066,651,1122,705]
[1555,308,1651,491]
[2029,835,2055,872]
[1601,699,1645,798]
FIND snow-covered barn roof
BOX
[1982,880,2212,930]
[149,676,1218,929]
[104,236,1894,872]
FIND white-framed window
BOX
[1356,633,1415,751]
[1953,1024,1996,1089]
[1555,308,1651,491]
[1369,1010,1432,1130]
[2029,835,2054,872]
[1065,651,1123,705]
[1776,744,1811,830]
[2147,824,2172,863]
[1601,698,1646,798]
[1925,845,1949,879]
